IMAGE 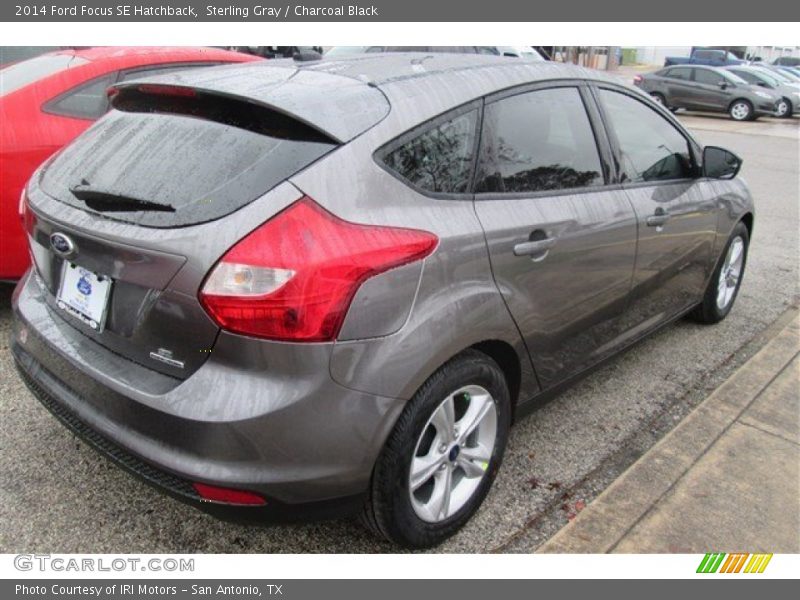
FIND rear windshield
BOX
[1,54,88,96]
[39,91,337,228]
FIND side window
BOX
[44,73,116,119]
[381,110,478,194]
[693,69,723,86]
[668,68,691,80]
[475,87,604,194]
[731,70,758,85]
[598,89,694,183]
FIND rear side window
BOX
[382,110,479,194]
[40,89,338,227]
[598,89,693,183]
[44,73,116,119]
[475,87,604,194]
[665,68,691,80]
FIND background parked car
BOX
[226,46,323,58]
[772,56,800,67]
[324,46,546,59]
[492,46,546,60]
[726,65,800,118]
[664,47,744,67]
[325,46,504,57]
[0,46,259,281]
[634,65,780,121]
[764,64,800,82]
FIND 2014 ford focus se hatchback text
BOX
[11,54,754,548]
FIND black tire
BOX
[690,221,749,324]
[776,97,792,118]
[650,92,667,107]
[729,99,754,121]
[361,349,511,548]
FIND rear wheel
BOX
[361,349,511,548]
[650,92,667,107]
[690,221,749,324]
[729,99,753,121]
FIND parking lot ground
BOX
[0,115,797,554]
[537,311,800,553]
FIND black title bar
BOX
[3,0,798,22]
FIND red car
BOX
[0,46,259,280]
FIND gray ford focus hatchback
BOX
[11,54,754,548]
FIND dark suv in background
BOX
[635,65,781,120]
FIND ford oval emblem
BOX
[50,232,76,257]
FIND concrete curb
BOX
[537,310,800,553]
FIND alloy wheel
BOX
[776,99,790,118]
[408,385,498,523]
[730,102,751,121]
[717,236,745,310]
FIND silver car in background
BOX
[12,55,754,547]
[726,65,800,118]
[635,64,781,120]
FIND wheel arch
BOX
[740,212,754,238]
[470,339,523,417]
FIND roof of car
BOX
[300,53,613,87]
[123,53,630,142]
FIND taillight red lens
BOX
[633,75,643,83]
[199,197,438,342]
[192,482,266,505]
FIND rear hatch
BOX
[25,65,389,379]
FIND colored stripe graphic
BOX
[697,553,726,573]
[721,553,748,573]
[744,553,773,573]
[699,553,772,574]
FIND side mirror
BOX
[703,146,742,179]
[503,52,517,58]
[717,80,729,89]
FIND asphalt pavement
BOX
[0,114,797,554]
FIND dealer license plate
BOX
[56,262,112,331]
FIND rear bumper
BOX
[11,270,405,519]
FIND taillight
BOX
[199,196,438,342]
[633,75,643,84]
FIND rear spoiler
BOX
[108,83,338,144]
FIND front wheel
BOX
[361,349,511,548]
[690,221,749,324]
[650,92,667,107]
[776,98,792,118]
[729,99,754,121]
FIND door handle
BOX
[646,209,671,227]
[513,236,557,257]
